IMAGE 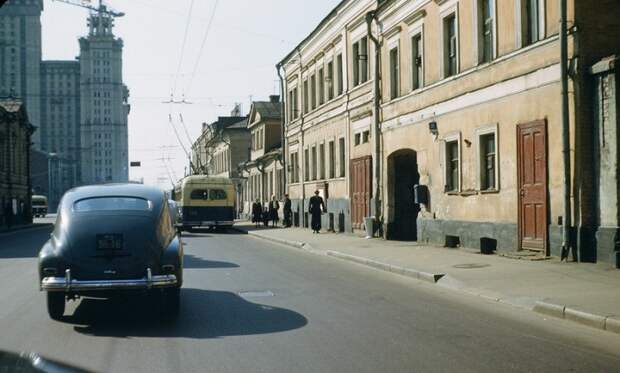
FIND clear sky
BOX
[41,0,340,188]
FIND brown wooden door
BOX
[350,156,372,230]
[517,120,548,252]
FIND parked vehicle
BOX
[173,176,236,231]
[31,195,48,217]
[38,184,183,320]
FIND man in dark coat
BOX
[283,194,292,228]
[268,195,280,227]
[251,199,262,227]
[308,190,325,233]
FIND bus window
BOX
[190,189,209,200]
[209,189,227,200]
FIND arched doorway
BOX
[387,149,420,241]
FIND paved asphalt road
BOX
[0,225,619,373]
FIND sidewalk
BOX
[233,221,620,334]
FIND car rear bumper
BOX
[182,220,234,227]
[41,268,178,292]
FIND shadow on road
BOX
[0,227,52,259]
[68,288,307,339]
[183,254,239,269]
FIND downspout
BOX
[276,63,287,195]
[560,0,575,261]
[366,10,382,234]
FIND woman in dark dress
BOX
[251,199,263,227]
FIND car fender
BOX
[162,236,183,286]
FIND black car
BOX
[38,184,183,320]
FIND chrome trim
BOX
[185,221,234,226]
[41,267,177,292]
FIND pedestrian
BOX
[308,190,325,233]
[268,195,280,227]
[262,204,270,227]
[251,199,262,228]
[283,194,292,228]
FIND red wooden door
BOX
[517,120,548,252]
[350,156,372,230]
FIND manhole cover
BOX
[452,263,491,269]
[238,290,275,297]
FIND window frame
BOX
[476,0,497,64]
[389,43,400,100]
[441,8,459,79]
[410,28,424,91]
[338,137,346,178]
[476,124,500,192]
[517,0,546,47]
[443,132,461,193]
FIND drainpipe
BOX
[560,0,575,261]
[366,10,382,234]
[276,63,287,194]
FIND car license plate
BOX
[96,234,123,250]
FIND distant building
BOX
[0,98,34,227]
[78,10,130,184]
[40,60,80,208]
[191,115,248,176]
[0,0,43,148]
[239,96,284,217]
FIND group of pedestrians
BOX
[251,194,293,228]
[250,190,326,234]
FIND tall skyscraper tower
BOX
[0,0,43,147]
[79,9,130,184]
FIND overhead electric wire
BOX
[178,113,194,148]
[184,0,219,95]
[171,0,195,96]
[167,113,190,158]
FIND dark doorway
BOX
[388,149,420,240]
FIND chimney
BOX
[269,95,280,103]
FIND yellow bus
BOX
[173,176,236,231]
[32,195,48,218]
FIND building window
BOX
[352,36,368,87]
[479,0,495,63]
[336,54,344,96]
[327,61,334,100]
[354,133,361,146]
[443,14,458,77]
[362,130,370,144]
[304,148,310,181]
[310,74,317,110]
[319,143,326,179]
[328,140,335,179]
[477,126,499,191]
[291,152,299,183]
[293,87,299,119]
[339,137,346,177]
[522,0,542,46]
[318,67,325,105]
[389,46,400,100]
[411,33,423,90]
[445,139,460,192]
[311,146,317,180]
[303,79,309,114]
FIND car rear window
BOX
[209,189,227,200]
[73,197,152,212]
[190,189,209,200]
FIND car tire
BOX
[162,287,180,319]
[46,292,65,320]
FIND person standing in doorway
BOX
[283,194,292,228]
[268,195,280,227]
[308,190,325,233]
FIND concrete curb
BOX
[325,251,445,284]
[533,301,620,334]
[232,227,311,251]
[234,225,620,335]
